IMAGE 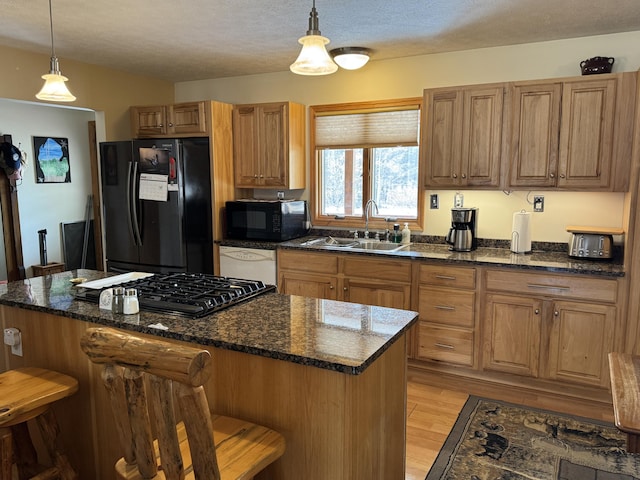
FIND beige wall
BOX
[175,31,640,242]
[2,45,174,140]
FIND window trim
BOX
[309,98,424,232]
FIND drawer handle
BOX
[434,343,454,349]
[527,283,570,291]
[435,305,455,311]
[435,275,456,281]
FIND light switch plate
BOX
[430,194,439,209]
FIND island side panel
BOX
[206,336,408,480]
[1,304,409,480]
[0,306,102,479]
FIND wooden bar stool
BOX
[80,327,286,480]
[0,367,78,480]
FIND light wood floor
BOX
[405,382,468,480]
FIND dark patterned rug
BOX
[426,396,640,479]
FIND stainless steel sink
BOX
[300,237,410,252]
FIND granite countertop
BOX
[278,237,625,277]
[0,269,417,375]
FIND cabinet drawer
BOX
[417,324,473,366]
[278,250,338,274]
[485,269,618,303]
[418,286,475,327]
[342,257,412,282]
[418,264,476,289]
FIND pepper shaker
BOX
[111,287,125,313]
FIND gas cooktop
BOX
[75,272,276,318]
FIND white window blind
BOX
[315,108,420,149]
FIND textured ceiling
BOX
[1,0,639,83]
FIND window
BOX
[310,98,424,232]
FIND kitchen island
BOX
[0,270,418,480]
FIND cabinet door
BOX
[343,278,411,309]
[278,271,338,300]
[461,86,503,187]
[508,83,562,188]
[547,300,615,387]
[483,294,542,377]
[170,102,207,135]
[233,106,261,187]
[423,90,463,187]
[558,78,616,188]
[131,105,168,137]
[258,103,288,187]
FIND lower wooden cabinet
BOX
[278,249,623,398]
[278,271,338,300]
[417,323,474,367]
[482,270,618,388]
[547,300,616,387]
[277,250,411,309]
[482,293,542,377]
[414,264,477,367]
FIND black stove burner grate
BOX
[75,273,276,318]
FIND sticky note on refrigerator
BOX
[139,173,168,201]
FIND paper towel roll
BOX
[511,210,531,253]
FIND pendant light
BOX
[290,0,338,76]
[36,0,76,102]
[330,47,371,70]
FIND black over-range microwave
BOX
[225,200,309,241]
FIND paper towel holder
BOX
[511,209,532,254]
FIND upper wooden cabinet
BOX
[130,102,207,138]
[232,101,306,189]
[507,72,636,191]
[422,84,504,188]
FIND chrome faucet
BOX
[364,199,379,239]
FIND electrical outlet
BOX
[430,194,439,209]
[533,195,545,212]
[3,327,23,356]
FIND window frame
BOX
[309,98,424,233]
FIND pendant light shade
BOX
[290,1,337,76]
[330,47,371,70]
[36,0,75,102]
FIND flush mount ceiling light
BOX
[290,0,338,76]
[36,0,76,102]
[330,47,372,70]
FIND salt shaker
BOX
[123,288,139,314]
[111,287,125,313]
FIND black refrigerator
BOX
[99,138,213,274]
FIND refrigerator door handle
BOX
[128,161,143,246]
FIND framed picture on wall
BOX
[33,136,71,183]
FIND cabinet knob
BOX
[559,174,566,179]
[254,175,259,178]
[534,309,540,315]
[168,122,174,127]
[461,173,467,179]
[554,310,559,316]
[329,285,334,290]
[550,173,555,178]
[159,124,164,128]
[452,173,458,179]
[343,287,348,291]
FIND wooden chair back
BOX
[80,327,221,479]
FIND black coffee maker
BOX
[445,208,478,252]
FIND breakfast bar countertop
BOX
[0,269,418,375]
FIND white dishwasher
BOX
[219,246,277,286]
